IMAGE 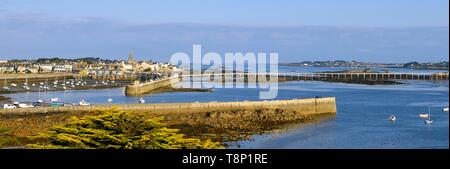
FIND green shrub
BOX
[0,128,19,148]
[27,109,223,149]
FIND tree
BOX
[27,109,223,149]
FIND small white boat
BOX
[443,107,449,112]
[50,98,60,102]
[10,83,17,87]
[424,119,433,124]
[107,98,113,103]
[79,100,91,106]
[388,115,396,121]
[139,98,146,104]
[419,114,429,119]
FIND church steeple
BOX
[128,51,134,64]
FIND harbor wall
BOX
[0,97,337,116]
[125,77,179,96]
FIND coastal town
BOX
[0,52,178,75]
[0,52,181,108]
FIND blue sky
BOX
[0,0,448,62]
[2,0,449,27]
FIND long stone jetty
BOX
[125,77,179,96]
[0,97,337,116]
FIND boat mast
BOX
[428,106,431,120]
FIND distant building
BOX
[135,61,154,72]
[0,66,14,73]
[53,64,73,72]
[39,64,54,72]
[0,60,7,64]
[120,61,134,72]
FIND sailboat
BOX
[2,79,9,90]
[424,107,433,124]
[107,90,113,103]
[24,77,28,86]
[139,98,146,104]
[388,115,396,121]
[79,99,91,106]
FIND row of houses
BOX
[0,62,73,74]
[0,59,178,75]
[85,61,178,75]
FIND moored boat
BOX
[388,115,396,121]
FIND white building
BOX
[120,62,134,72]
[39,64,54,72]
[0,66,14,73]
[53,64,73,72]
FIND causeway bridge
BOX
[181,72,449,81]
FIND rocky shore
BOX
[163,108,328,142]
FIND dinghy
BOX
[443,107,449,112]
[388,115,396,121]
[139,98,146,104]
[419,114,429,119]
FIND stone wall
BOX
[124,77,179,96]
[0,97,337,116]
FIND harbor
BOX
[0,65,448,148]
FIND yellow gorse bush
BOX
[27,109,224,149]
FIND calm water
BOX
[3,67,449,149]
